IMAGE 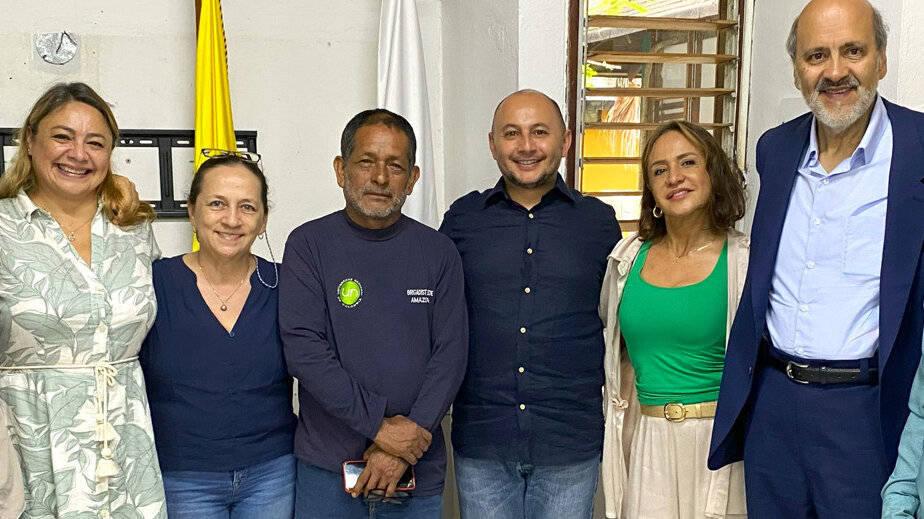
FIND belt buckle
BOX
[663,403,686,422]
[785,360,810,384]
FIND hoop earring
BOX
[652,206,663,218]
[255,231,279,289]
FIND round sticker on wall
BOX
[337,278,363,308]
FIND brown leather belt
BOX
[638,401,717,422]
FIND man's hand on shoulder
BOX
[349,444,409,498]
[373,415,431,465]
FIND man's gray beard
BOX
[807,84,877,134]
[343,176,407,219]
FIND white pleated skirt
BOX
[625,414,748,519]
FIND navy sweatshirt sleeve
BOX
[279,225,388,440]
[407,242,469,432]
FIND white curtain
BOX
[378,0,439,228]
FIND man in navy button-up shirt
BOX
[440,90,621,519]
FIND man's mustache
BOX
[815,75,860,92]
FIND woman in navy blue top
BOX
[140,152,296,519]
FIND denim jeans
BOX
[295,459,442,519]
[453,452,599,519]
[162,453,296,519]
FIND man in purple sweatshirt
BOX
[279,109,468,518]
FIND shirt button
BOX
[518,366,525,373]
[797,348,805,355]
[229,331,235,338]
[100,511,109,518]
[528,213,535,219]
[519,327,527,334]
[822,178,830,185]
[519,404,526,410]
[807,261,815,269]
[800,305,809,312]
[813,218,821,227]
[97,324,107,333]
[526,248,533,255]
[524,287,531,294]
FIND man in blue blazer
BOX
[708,0,924,517]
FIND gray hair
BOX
[786,3,888,61]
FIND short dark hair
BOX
[340,109,417,166]
[188,155,269,214]
[637,120,746,241]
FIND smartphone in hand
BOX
[342,460,416,493]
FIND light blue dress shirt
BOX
[766,96,892,360]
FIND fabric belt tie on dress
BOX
[0,357,137,484]
[638,401,717,422]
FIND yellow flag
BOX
[193,0,236,249]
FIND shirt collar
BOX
[14,189,44,223]
[803,95,888,169]
[340,210,409,241]
[13,189,104,224]
[482,173,576,207]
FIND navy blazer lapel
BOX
[749,116,813,333]
[879,100,924,368]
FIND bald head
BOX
[488,89,572,198]
[492,89,566,133]
[786,0,886,61]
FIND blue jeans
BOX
[453,452,599,519]
[295,459,442,518]
[163,453,296,519]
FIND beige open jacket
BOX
[598,229,749,519]
[0,403,24,519]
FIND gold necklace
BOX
[670,240,714,263]
[34,201,96,242]
[58,215,95,242]
[196,255,250,311]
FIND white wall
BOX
[518,0,569,111]
[0,0,445,258]
[440,0,519,206]
[898,0,924,110]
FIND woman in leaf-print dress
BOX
[0,82,167,518]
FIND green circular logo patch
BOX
[337,279,362,308]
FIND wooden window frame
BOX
[567,0,750,233]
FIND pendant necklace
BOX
[35,201,95,242]
[58,215,95,242]
[197,255,248,311]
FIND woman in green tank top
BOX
[598,121,749,519]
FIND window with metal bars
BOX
[571,0,744,232]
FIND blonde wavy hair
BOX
[0,82,154,226]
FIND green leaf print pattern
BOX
[0,192,166,518]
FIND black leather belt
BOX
[763,342,878,385]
